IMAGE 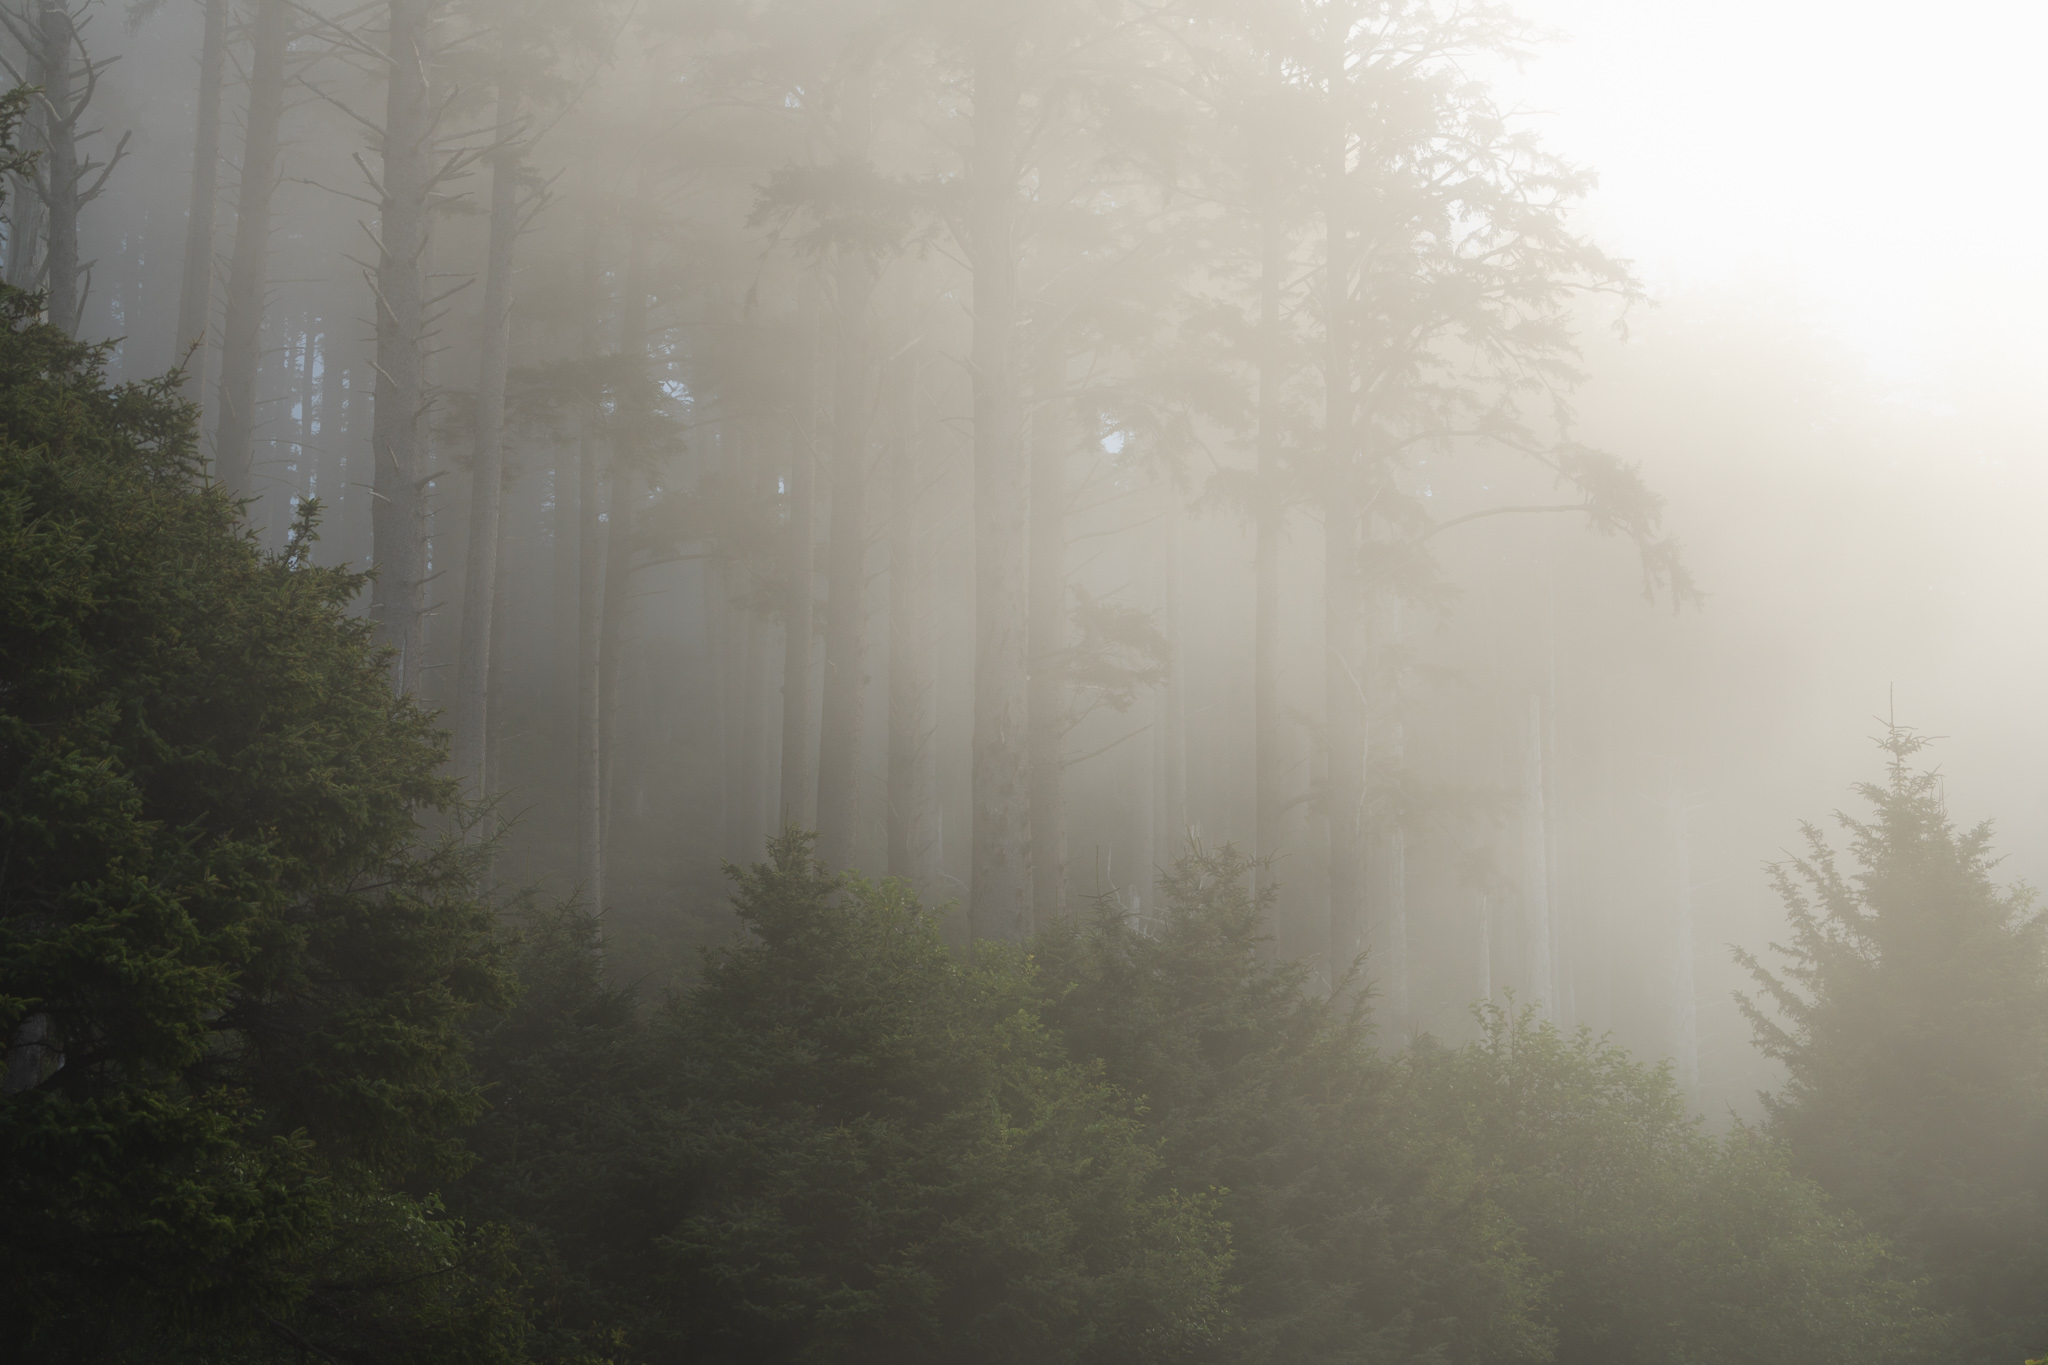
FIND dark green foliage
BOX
[1030,842,1545,1365]
[459,832,1232,1364]
[0,274,523,1359]
[1406,1004,1935,1365]
[1739,730,2048,1360]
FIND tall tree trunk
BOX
[813,62,877,869]
[1369,606,1408,1027]
[778,281,818,831]
[967,37,1029,941]
[729,553,767,862]
[368,0,432,685]
[814,251,875,868]
[1322,58,1366,988]
[1253,199,1285,893]
[574,414,605,908]
[1521,691,1554,1019]
[452,73,521,797]
[572,221,608,911]
[5,75,43,291]
[1156,486,1187,864]
[598,194,650,906]
[173,0,225,390]
[212,0,289,494]
[36,0,78,334]
[1667,764,1700,1095]
[1026,378,1066,928]
[885,340,933,888]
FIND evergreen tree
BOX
[1738,728,2048,1360]
[0,226,524,1357]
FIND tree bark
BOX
[885,339,933,888]
[778,281,819,831]
[1667,763,1700,1096]
[452,73,521,797]
[967,36,1030,941]
[173,0,225,390]
[1155,483,1187,869]
[1253,198,1285,890]
[5,74,43,291]
[597,193,650,904]
[368,0,432,685]
[572,221,608,911]
[36,0,78,334]
[213,0,290,494]
[1025,377,1066,928]
[1521,691,1554,1020]
[1322,44,1366,988]
[574,414,605,908]
[813,250,875,868]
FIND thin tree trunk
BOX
[1322,52,1366,988]
[1521,691,1554,1019]
[778,281,818,831]
[730,554,767,862]
[1025,375,1066,929]
[814,252,875,868]
[173,0,225,390]
[1667,764,1700,1096]
[452,72,521,797]
[211,0,286,497]
[216,0,290,501]
[813,62,877,868]
[885,340,932,888]
[1254,199,1284,892]
[573,222,607,911]
[37,0,78,334]
[575,414,605,908]
[5,76,43,291]
[598,187,649,901]
[369,0,432,685]
[1156,485,1186,865]
[967,37,1029,941]
[1369,600,1408,1026]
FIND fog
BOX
[56,0,2048,1119]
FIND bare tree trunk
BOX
[814,250,875,868]
[598,191,650,902]
[1322,106,1366,989]
[1025,378,1066,929]
[1253,200,1285,893]
[598,473,632,886]
[1157,486,1187,861]
[5,77,43,291]
[173,0,225,390]
[1521,691,1554,1019]
[572,220,609,910]
[885,341,932,888]
[31,0,77,333]
[1667,764,1700,1096]
[451,73,521,797]
[574,415,605,909]
[778,281,818,831]
[813,59,877,867]
[368,0,432,685]
[729,555,767,862]
[967,37,1029,941]
[213,0,290,494]
[1369,635,1408,1029]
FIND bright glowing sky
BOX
[1498,0,2048,389]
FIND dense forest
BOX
[5,0,2048,1359]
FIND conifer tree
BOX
[1739,726,2048,1360]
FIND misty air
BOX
[6,0,2048,1360]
